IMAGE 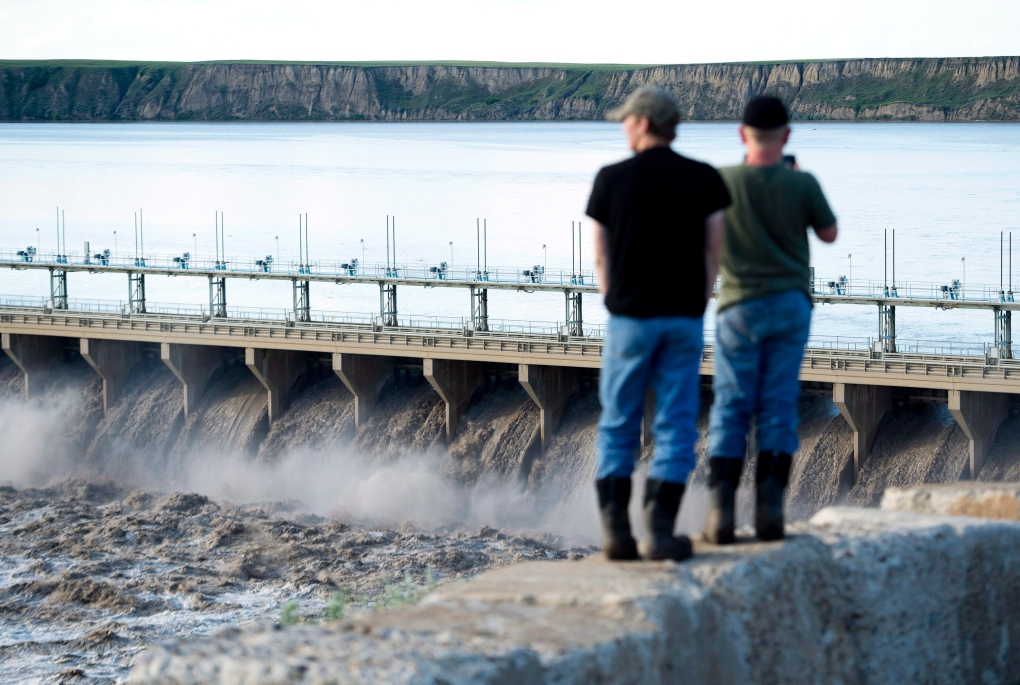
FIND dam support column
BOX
[424,358,484,445]
[49,267,68,310]
[333,353,393,429]
[80,338,142,413]
[2,333,65,399]
[245,348,309,425]
[949,390,1009,479]
[833,382,893,485]
[519,364,578,453]
[209,275,227,318]
[565,290,583,337]
[128,272,146,314]
[161,343,223,419]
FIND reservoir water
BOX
[1,121,1019,346]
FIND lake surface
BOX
[1,121,1019,347]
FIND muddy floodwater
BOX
[0,478,589,684]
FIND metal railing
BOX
[0,248,594,288]
[0,295,601,338]
[0,295,992,357]
[7,245,1020,311]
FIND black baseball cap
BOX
[742,96,789,128]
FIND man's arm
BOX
[815,225,838,243]
[594,221,610,295]
[704,210,724,300]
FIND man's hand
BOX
[704,211,724,301]
[594,221,610,295]
[815,224,838,243]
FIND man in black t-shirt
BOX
[586,87,731,561]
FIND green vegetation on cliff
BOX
[1,57,1017,122]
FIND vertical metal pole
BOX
[571,221,576,279]
[221,212,225,262]
[140,208,144,259]
[386,215,390,270]
[299,214,303,269]
[392,216,396,269]
[483,219,487,273]
[135,212,139,261]
[891,228,895,289]
[61,210,66,256]
[579,222,587,281]
[305,212,309,265]
[476,218,480,274]
[883,229,887,293]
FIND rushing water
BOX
[1,121,1020,345]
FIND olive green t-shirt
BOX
[717,164,836,312]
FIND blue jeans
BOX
[597,314,703,484]
[708,289,811,459]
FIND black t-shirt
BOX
[586,146,731,318]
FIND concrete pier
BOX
[80,338,142,413]
[948,389,1009,479]
[423,358,484,444]
[245,348,309,424]
[518,364,578,452]
[130,505,1020,685]
[161,343,223,419]
[332,353,393,429]
[1,333,65,399]
[833,382,892,483]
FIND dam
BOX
[3,241,1020,504]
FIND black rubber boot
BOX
[702,457,744,544]
[642,479,693,561]
[596,477,639,561]
[755,452,792,541]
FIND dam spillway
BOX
[3,300,1020,539]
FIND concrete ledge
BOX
[881,482,1020,520]
[130,507,1020,684]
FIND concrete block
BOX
[129,507,1020,685]
[833,382,892,483]
[161,343,223,419]
[333,352,393,429]
[881,482,1020,520]
[1,332,65,399]
[948,389,1009,479]
[423,358,484,444]
[80,338,142,413]
[518,364,578,452]
[244,348,309,424]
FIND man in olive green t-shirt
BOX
[704,96,838,545]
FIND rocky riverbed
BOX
[0,477,593,684]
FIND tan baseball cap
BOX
[607,86,681,130]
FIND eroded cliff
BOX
[1,57,1018,122]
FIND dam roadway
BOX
[2,301,1018,485]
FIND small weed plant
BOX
[382,567,437,609]
[277,566,438,627]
